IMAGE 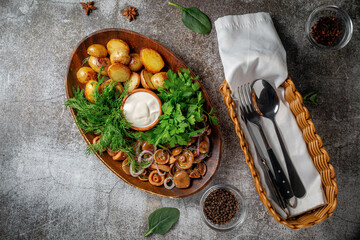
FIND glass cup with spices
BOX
[200,184,247,231]
[305,5,353,51]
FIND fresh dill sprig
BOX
[65,67,139,169]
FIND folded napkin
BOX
[215,13,326,218]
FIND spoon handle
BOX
[272,121,306,198]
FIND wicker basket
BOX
[219,78,337,229]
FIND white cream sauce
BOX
[123,91,161,128]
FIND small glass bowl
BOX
[305,5,353,51]
[200,184,247,231]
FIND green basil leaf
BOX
[144,207,180,237]
[169,2,211,34]
[182,7,211,34]
[303,90,322,106]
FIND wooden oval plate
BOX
[65,28,222,198]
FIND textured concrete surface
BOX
[0,0,359,239]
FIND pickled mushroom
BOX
[174,171,190,188]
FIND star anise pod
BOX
[123,6,138,22]
[80,1,97,16]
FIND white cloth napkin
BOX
[215,12,326,218]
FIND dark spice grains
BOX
[203,189,238,225]
[311,16,344,46]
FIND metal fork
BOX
[237,83,296,209]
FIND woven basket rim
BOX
[219,78,337,230]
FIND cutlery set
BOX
[236,80,306,215]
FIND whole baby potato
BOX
[151,72,167,89]
[128,53,143,72]
[76,67,97,84]
[140,48,165,73]
[88,56,110,76]
[140,69,154,89]
[108,63,131,82]
[125,72,140,92]
[84,80,99,103]
[107,39,130,55]
[102,79,123,93]
[110,49,131,65]
[87,44,107,58]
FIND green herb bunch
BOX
[139,68,217,147]
[65,68,137,167]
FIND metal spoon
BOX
[251,79,306,198]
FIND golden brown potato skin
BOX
[107,39,130,55]
[140,48,165,73]
[88,56,110,76]
[110,49,131,65]
[84,80,99,103]
[76,67,97,84]
[140,69,155,89]
[151,72,167,89]
[108,63,131,83]
[102,79,123,94]
[125,72,140,92]
[128,53,143,71]
[87,44,107,58]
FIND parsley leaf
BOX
[140,68,218,147]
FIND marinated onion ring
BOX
[164,177,175,189]
[130,164,145,177]
[154,162,166,176]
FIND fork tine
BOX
[244,82,253,111]
[237,86,245,113]
[239,85,247,113]
[241,85,250,114]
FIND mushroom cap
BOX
[174,171,191,188]
[154,149,170,164]
[121,159,131,175]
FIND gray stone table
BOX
[0,0,359,239]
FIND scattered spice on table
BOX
[203,188,238,225]
[311,16,343,46]
[80,1,97,16]
[123,6,138,22]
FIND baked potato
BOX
[107,39,130,55]
[76,67,97,84]
[125,72,140,92]
[151,72,167,89]
[140,48,165,73]
[108,63,131,83]
[103,79,123,94]
[84,80,99,103]
[140,69,155,89]
[88,56,111,76]
[128,53,143,72]
[87,44,107,58]
[110,49,131,65]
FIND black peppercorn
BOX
[203,189,238,225]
